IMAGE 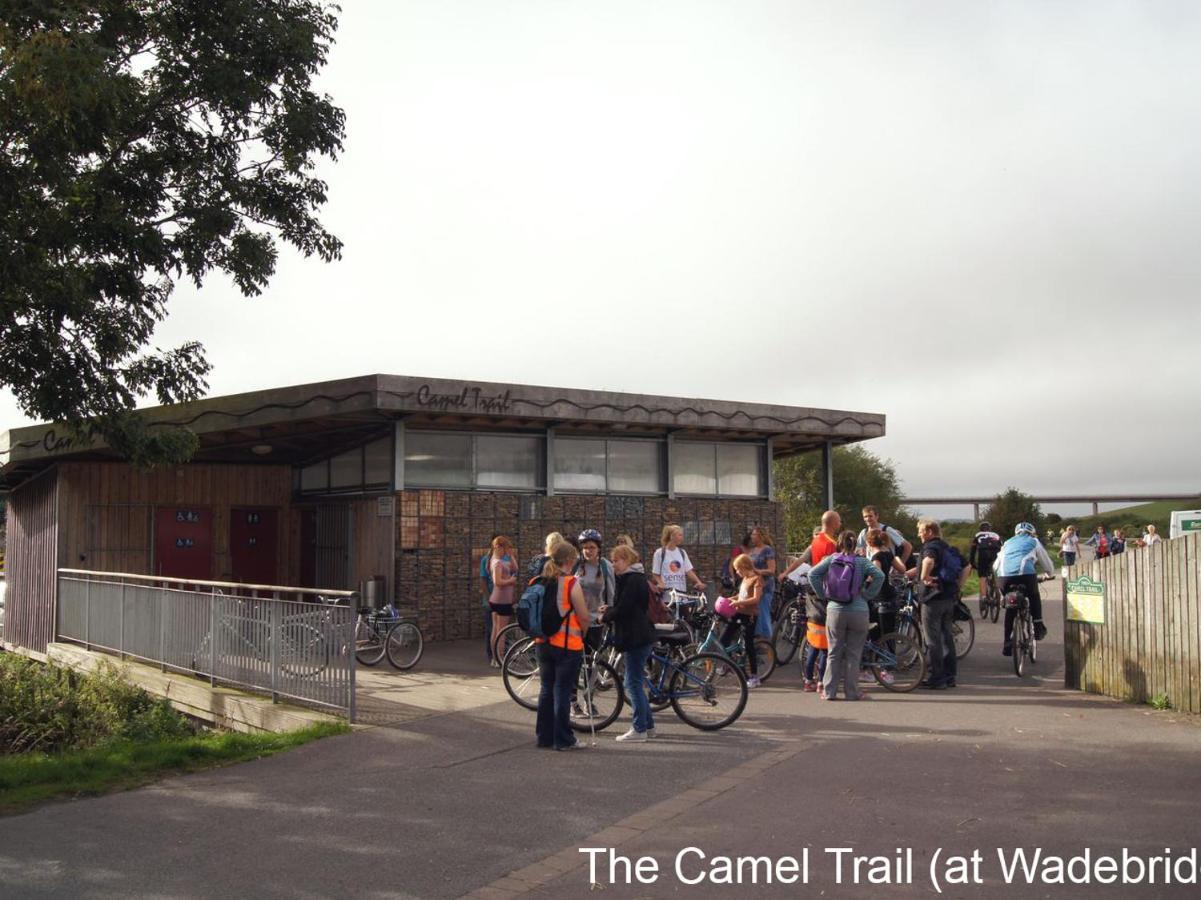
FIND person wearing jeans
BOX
[912,518,970,688]
[536,643,584,750]
[601,544,658,742]
[808,530,885,700]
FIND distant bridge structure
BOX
[901,493,1201,521]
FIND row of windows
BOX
[298,431,767,498]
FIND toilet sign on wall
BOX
[1066,575,1106,624]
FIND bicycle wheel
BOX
[753,638,777,682]
[1012,616,1026,677]
[570,657,623,732]
[643,649,676,711]
[355,618,386,666]
[953,616,975,659]
[1029,629,1038,664]
[385,621,424,670]
[493,621,527,663]
[280,624,327,677]
[502,637,541,710]
[772,601,803,666]
[869,632,926,692]
[670,652,748,730]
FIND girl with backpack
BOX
[721,555,764,688]
[809,531,885,701]
[534,541,591,751]
[651,525,706,597]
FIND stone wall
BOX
[394,490,783,641]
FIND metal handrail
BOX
[56,568,358,599]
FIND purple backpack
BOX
[825,553,862,603]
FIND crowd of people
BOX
[477,505,1170,749]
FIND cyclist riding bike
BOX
[968,521,1003,607]
[994,522,1055,655]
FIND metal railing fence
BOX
[56,569,357,721]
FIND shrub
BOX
[0,655,193,755]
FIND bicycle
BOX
[696,617,777,682]
[978,572,1001,623]
[350,602,424,670]
[861,627,926,692]
[894,582,975,660]
[502,629,749,731]
[768,579,807,663]
[500,637,623,732]
[1003,584,1037,677]
[191,593,328,678]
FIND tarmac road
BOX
[2,583,1199,899]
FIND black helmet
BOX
[578,528,603,546]
[979,521,992,531]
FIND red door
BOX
[154,507,213,581]
[230,508,279,587]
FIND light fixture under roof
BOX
[250,444,273,456]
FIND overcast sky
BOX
[4,0,1199,515]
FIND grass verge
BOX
[0,721,349,815]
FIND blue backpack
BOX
[937,544,965,586]
[517,577,566,639]
[825,554,862,603]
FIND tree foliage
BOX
[983,487,1044,540]
[0,1,345,461]
[774,445,916,551]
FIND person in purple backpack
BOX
[808,531,885,701]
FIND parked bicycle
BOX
[346,600,424,670]
[696,616,777,682]
[501,626,749,731]
[770,578,808,666]
[191,592,328,678]
[860,626,926,692]
[894,581,975,660]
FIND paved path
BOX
[2,584,1200,899]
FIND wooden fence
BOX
[1064,532,1201,714]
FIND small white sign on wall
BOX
[377,496,396,517]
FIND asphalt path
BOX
[2,584,1200,899]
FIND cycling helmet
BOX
[1014,522,1037,536]
[979,521,992,531]
[578,528,603,547]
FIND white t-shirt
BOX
[1061,534,1080,553]
[1143,533,1161,547]
[856,524,906,553]
[653,547,693,593]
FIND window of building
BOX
[298,435,393,495]
[553,438,665,494]
[672,441,764,498]
[403,431,545,491]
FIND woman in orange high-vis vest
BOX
[536,540,592,751]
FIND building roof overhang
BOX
[0,374,885,491]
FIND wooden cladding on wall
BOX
[1064,532,1201,714]
[55,462,294,584]
[5,469,59,653]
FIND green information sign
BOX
[1066,575,1105,624]
[1181,518,1201,532]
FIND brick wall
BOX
[395,489,783,641]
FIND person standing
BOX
[809,531,885,701]
[780,510,842,581]
[911,519,968,690]
[487,536,518,668]
[856,506,913,567]
[1086,525,1110,560]
[1110,528,1127,555]
[1060,525,1080,566]
[534,542,591,751]
[747,526,777,639]
[528,531,565,580]
[600,545,657,742]
[1142,525,1162,548]
[723,555,764,687]
[651,524,706,596]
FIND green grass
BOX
[1149,693,1171,711]
[0,721,349,814]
